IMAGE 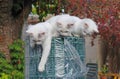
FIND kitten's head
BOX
[26,23,48,45]
[81,18,99,35]
[56,16,75,36]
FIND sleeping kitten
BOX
[70,18,99,36]
[46,14,77,36]
[26,22,52,72]
[56,15,78,36]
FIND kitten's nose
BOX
[60,30,68,33]
[33,40,41,42]
[64,31,69,33]
[60,30,63,32]
[33,40,37,42]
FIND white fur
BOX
[70,18,99,36]
[46,14,77,36]
[26,22,52,72]
[81,18,99,35]
[46,14,70,36]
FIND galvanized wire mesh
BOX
[25,37,86,79]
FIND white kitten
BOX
[70,18,99,36]
[56,15,78,36]
[26,22,52,72]
[46,14,77,36]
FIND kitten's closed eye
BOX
[38,32,45,38]
[84,23,89,29]
[67,24,74,29]
[29,33,33,36]
[57,22,62,28]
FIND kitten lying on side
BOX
[70,18,99,36]
[26,22,52,72]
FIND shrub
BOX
[0,39,24,79]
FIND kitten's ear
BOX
[67,23,74,28]
[84,23,89,29]
[26,30,33,36]
[26,30,30,33]
[38,32,45,38]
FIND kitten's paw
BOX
[38,64,45,72]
